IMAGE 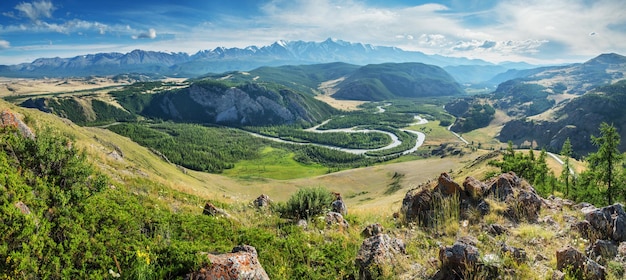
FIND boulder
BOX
[584,204,626,242]
[14,201,31,215]
[361,223,384,238]
[296,219,308,229]
[325,212,349,229]
[487,224,508,236]
[556,245,606,280]
[355,234,406,280]
[186,245,269,280]
[401,188,433,226]
[436,172,462,196]
[587,240,618,264]
[253,194,271,208]
[438,239,480,278]
[331,199,348,216]
[501,243,527,263]
[463,176,486,198]
[203,202,231,219]
[0,109,35,139]
[515,190,542,222]
[487,172,518,200]
[573,220,593,240]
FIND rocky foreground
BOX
[190,172,626,279]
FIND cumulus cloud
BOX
[0,40,10,49]
[14,0,56,22]
[132,28,157,39]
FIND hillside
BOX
[18,79,337,127]
[498,79,626,155]
[490,53,626,119]
[332,63,464,101]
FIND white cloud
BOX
[132,28,157,39]
[0,40,10,49]
[15,0,56,22]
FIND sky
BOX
[0,0,624,65]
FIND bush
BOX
[276,187,335,220]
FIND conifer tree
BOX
[560,138,573,196]
[587,123,622,204]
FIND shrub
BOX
[276,187,335,220]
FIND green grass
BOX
[222,146,328,180]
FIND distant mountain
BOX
[0,39,495,78]
[498,79,626,156]
[490,53,626,118]
[332,63,464,101]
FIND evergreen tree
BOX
[560,138,573,196]
[586,123,623,205]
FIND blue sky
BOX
[0,0,624,65]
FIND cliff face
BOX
[144,82,336,126]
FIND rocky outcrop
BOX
[361,223,384,238]
[436,172,463,197]
[331,198,347,216]
[355,233,406,280]
[186,245,269,280]
[582,204,626,242]
[14,201,31,215]
[401,172,543,226]
[437,238,481,279]
[0,109,35,139]
[253,194,272,208]
[556,246,606,280]
[203,202,231,219]
[325,212,349,230]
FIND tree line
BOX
[490,122,625,206]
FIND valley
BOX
[1,50,626,279]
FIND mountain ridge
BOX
[1,39,499,78]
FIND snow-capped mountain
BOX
[1,38,494,78]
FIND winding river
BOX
[245,115,428,156]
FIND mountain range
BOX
[0,39,531,80]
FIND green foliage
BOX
[489,142,554,197]
[275,187,335,220]
[20,96,136,126]
[580,122,623,205]
[452,103,496,132]
[560,138,573,196]
[319,111,415,129]
[108,122,263,173]
[247,124,392,149]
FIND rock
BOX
[325,212,349,229]
[14,201,31,215]
[253,194,271,208]
[186,245,269,280]
[536,253,548,262]
[477,200,490,215]
[0,109,35,139]
[355,234,406,280]
[296,219,308,229]
[573,220,593,240]
[331,199,347,216]
[463,176,486,198]
[436,172,462,196]
[439,240,480,278]
[203,202,231,219]
[486,172,518,200]
[552,270,565,280]
[501,243,527,263]
[401,188,433,226]
[587,240,618,264]
[487,224,508,236]
[584,204,626,242]
[618,242,626,257]
[361,223,384,238]
[516,190,542,222]
[556,245,606,280]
